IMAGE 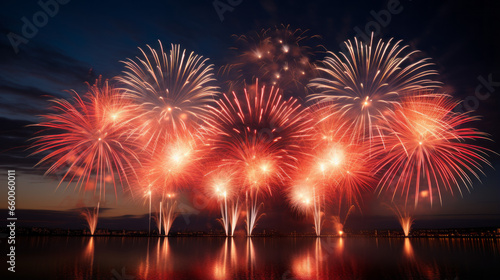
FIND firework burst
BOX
[204,81,314,235]
[221,24,322,95]
[308,35,440,144]
[118,42,218,148]
[372,92,492,206]
[30,79,140,198]
[311,106,375,210]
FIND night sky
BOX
[1,0,499,232]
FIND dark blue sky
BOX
[1,0,499,231]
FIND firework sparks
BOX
[82,202,100,235]
[119,42,218,148]
[308,35,440,144]
[204,81,313,235]
[288,178,325,236]
[372,93,492,206]
[311,106,375,212]
[205,168,239,236]
[221,24,321,95]
[31,79,140,198]
[136,130,203,235]
[161,195,178,236]
[390,203,415,237]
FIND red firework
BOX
[311,106,375,208]
[204,81,314,193]
[30,79,140,198]
[137,128,204,198]
[203,81,314,234]
[371,92,492,206]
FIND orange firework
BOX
[288,176,325,236]
[372,92,492,206]
[203,167,241,236]
[308,34,440,144]
[204,81,314,235]
[311,106,375,209]
[118,41,218,149]
[30,78,140,198]
[135,129,204,235]
[141,131,202,194]
[287,105,375,235]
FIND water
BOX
[5,236,500,279]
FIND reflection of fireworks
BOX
[221,24,321,95]
[204,81,313,235]
[119,42,218,148]
[373,93,492,206]
[308,35,440,143]
[82,202,100,235]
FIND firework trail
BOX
[118,41,218,149]
[389,203,415,237]
[161,196,178,236]
[287,105,373,235]
[204,168,241,236]
[228,198,241,236]
[204,81,313,235]
[372,93,492,206]
[288,177,325,236]
[221,24,322,95]
[136,130,203,235]
[82,202,100,235]
[308,35,440,144]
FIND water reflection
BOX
[8,236,500,280]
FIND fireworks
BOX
[204,168,240,236]
[221,24,321,95]
[136,130,203,235]
[204,81,313,235]
[82,202,100,235]
[308,35,440,143]
[390,203,415,237]
[313,106,374,208]
[372,93,492,206]
[288,177,325,236]
[119,42,218,148]
[30,30,494,236]
[30,79,140,198]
